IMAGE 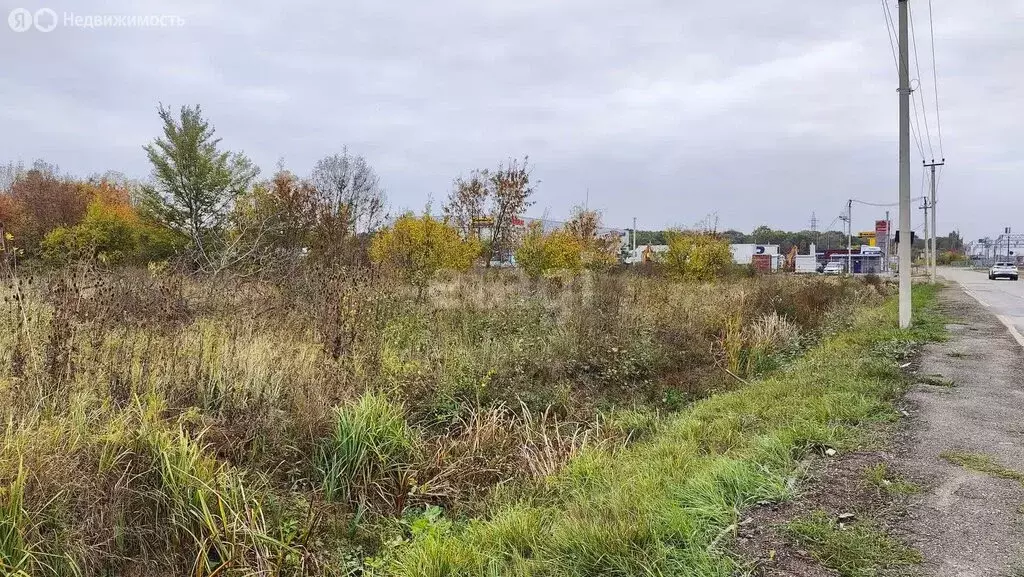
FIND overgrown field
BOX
[0,265,905,576]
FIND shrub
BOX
[371,213,479,297]
[515,222,583,280]
[663,231,732,281]
[40,199,184,265]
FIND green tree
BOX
[370,213,479,298]
[141,104,259,267]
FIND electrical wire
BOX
[881,0,927,159]
[908,2,935,159]
[928,0,945,159]
[851,196,926,208]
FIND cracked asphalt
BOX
[899,274,1024,576]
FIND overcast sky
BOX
[1,0,1021,240]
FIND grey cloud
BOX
[0,0,1020,240]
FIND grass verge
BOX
[375,284,944,576]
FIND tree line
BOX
[5,103,961,285]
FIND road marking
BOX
[996,315,1024,349]
[954,283,1024,349]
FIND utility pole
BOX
[924,159,944,282]
[885,210,891,273]
[897,0,913,328]
[632,216,637,251]
[847,200,853,274]
[921,199,930,270]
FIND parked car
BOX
[989,262,1019,281]
[823,262,845,275]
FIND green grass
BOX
[785,510,922,577]
[863,463,920,496]
[316,391,419,503]
[941,451,1024,485]
[374,285,944,576]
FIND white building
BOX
[730,244,780,265]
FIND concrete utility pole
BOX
[632,217,637,251]
[846,199,853,274]
[897,0,913,328]
[880,211,888,274]
[921,199,930,270]
[924,159,944,282]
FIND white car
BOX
[989,262,1019,281]
[823,262,845,275]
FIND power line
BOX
[928,0,945,158]
[852,196,926,208]
[824,214,842,233]
[908,1,935,159]
[882,0,926,159]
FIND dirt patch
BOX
[735,284,1024,576]
[735,450,918,576]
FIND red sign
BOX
[875,220,889,234]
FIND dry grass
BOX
[0,263,880,575]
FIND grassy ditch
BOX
[378,284,944,576]
[0,267,928,575]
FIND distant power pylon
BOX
[810,212,819,234]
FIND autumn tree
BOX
[663,230,733,281]
[369,213,478,299]
[140,104,259,268]
[443,170,489,239]
[515,222,583,280]
[565,206,619,270]
[0,161,25,194]
[41,181,184,265]
[234,167,318,253]
[6,161,88,253]
[486,157,534,266]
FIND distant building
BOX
[624,244,669,264]
[730,244,781,271]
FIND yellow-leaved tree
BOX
[663,230,732,281]
[565,207,620,270]
[515,221,583,280]
[370,213,479,298]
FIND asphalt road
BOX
[902,285,1024,576]
[939,266,1024,347]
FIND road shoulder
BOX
[735,283,1024,576]
[899,284,1024,575]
